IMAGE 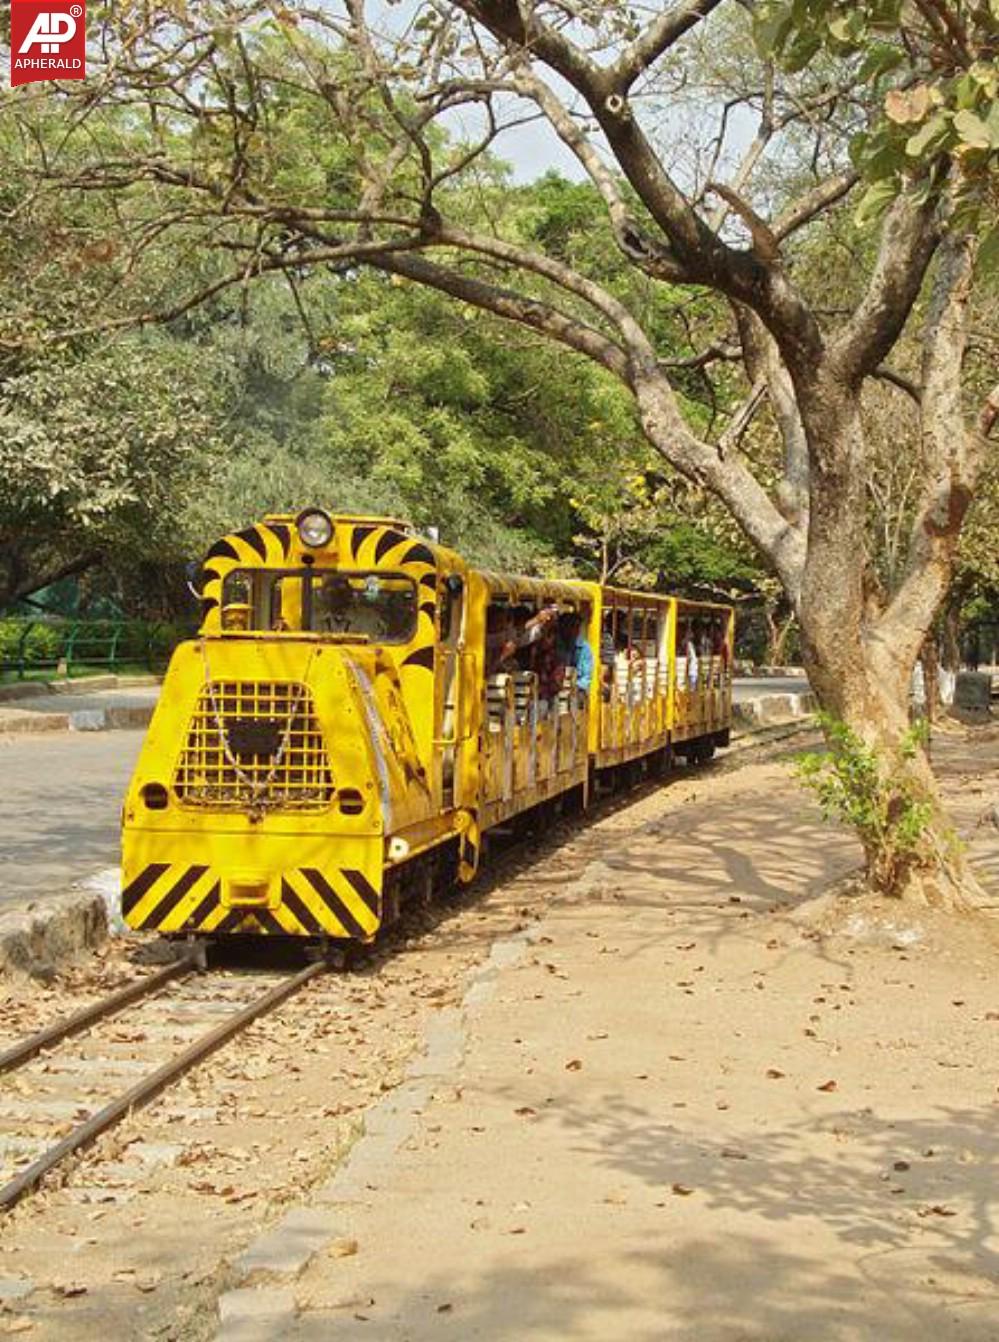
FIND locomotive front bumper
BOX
[121,830,383,940]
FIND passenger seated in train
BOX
[600,614,615,701]
[679,621,699,690]
[557,611,593,709]
[532,618,565,719]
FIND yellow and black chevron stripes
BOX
[280,867,380,939]
[200,521,293,619]
[343,521,438,671]
[121,862,381,940]
[122,862,223,933]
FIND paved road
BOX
[0,730,143,913]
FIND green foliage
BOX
[753,1,999,258]
[0,617,186,673]
[795,713,938,880]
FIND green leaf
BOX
[905,110,953,158]
[753,3,793,57]
[828,11,866,45]
[953,109,992,150]
[859,43,905,81]
[855,178,898,226]
[979,225,999,276]
[782,30,822,72]
[987,101,999,148]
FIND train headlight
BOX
[296,508,334,549]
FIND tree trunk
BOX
[769,613,795,666]
[800,631,981,910]
[920,635,940,721]
[942,601,963,671]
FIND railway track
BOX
[0,956,329,1213]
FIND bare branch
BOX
[372,249,634,382]
[879,229,979,652]
[979,383,999,440]
[772,170,859,242]
[605,0,728,92]
[872,365,922,405]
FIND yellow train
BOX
[121,510,733,942]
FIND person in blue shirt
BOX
[559,612,594,711]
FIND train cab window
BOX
[221,571,254,631]
[222,570,305,632]
[220,569,416,642]
[311,573,416,642]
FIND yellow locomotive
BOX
[121,510,733,942]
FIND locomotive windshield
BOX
[220,569,417,643]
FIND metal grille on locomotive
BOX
[173,680,334,810]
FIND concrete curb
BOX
[0,673,160,705]
[0,889,109,979]
[0,704,154,737]
[733,690,816,729]
[214,932,534,1340]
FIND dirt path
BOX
[1,726,997,1340]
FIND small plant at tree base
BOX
[795,713,952,895]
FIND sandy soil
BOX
[0,723,997,1340]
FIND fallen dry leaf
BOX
[329,1237,359,1258]
[671,1183,694,1197]
[817,1080,838,1093]
[766,1069,786,1080]
[564,1059,582,1072]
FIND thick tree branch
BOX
[879,229,979,652]
[872,365,923,405]
[1,549,104,607]
[371,249,634,382]
[830,188,941,385]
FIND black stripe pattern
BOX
[121,863,170,916]
[301,868,366,939]
[184,881,221,931]
[374,529,407,564]
[281,879,323,934]
[235,526,268,560]
[402,645,435,670]
[140,864,208,928]
[342,867,379,916]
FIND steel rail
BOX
[0,959,329,1213]
[0,956,197,1078]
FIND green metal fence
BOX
[0,619,186,680]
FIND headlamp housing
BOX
[296,508,334,549]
